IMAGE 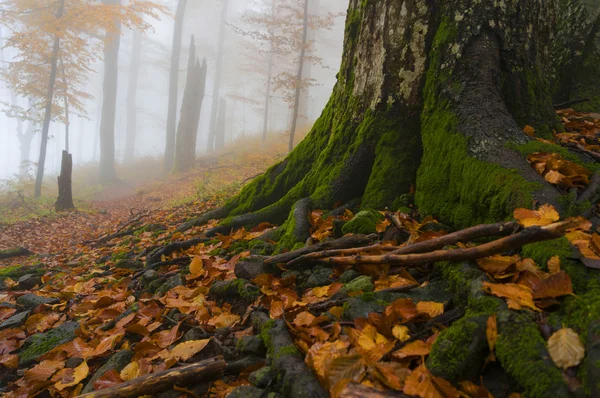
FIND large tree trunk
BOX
[125,29,142,162]
[99,0,122,184]
[207,0,229,153]
[164,0,187,172]
[173,36,208,173]
[34,0,66,198]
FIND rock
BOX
[249,366,275,388]
[0,311,30,330]
[339,270,360,284]
[16,294,59,310]
[236,336,266,357]
[154,274,183,296]
[305,267,333,289]
[65,357,84,368]
[142,270,158,282]
[342,295,385,320]
[374,280,452,304]
[235,259,267,280]
[19,321,79,366]
[344,275,374,293]
[227,386,265,398]
[17,274,42,290]
[209,279,260,302]
[114,260,143,270]
[182,328,208,342]
[82,350,133,393]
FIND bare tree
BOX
[125,29,142,161]
[288,0,309,153]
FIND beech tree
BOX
[125,28,142,161]
[181,2,600,393]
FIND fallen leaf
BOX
[392,325,410,342]
[392,340,431,359]
[531,271,572,299]
[93,369,122,390]
[54,361,89,391]
[487,314,497,361]
[482,282,540,312]
[547,328,585,370]
[120,361,140,381]
[403,364,460,398]
[513,204,560,227]
[416,302,444,318]
[160,339,211,361]
[523,125,536,137]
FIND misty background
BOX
[0,0,347,181]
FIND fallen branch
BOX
[553,98,590,109]
[578,171,600,205]
[308,284,418,313]
[319,220,576,267]
[289,222,521,267]
[265,234,378,266]
[76,356,226,398]
[567,142,600,162]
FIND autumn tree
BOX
[0,0,165,195]
[125,29,142,161]
[182,1,600,394]
[173,36,208,173]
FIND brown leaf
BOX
[482,282,540,312]
[159,339,210,361]
[93,369,123,391]
[531,271,572,299]
[403,365,460,398]
[392,340,431,359]
[513,204,560,227]
[547,328,585,369]
[54,361,89,391]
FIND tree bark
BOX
[164,0,187,172]
[207,0,229,153]
[125,29,142,162]
[34,0,66,198]
[55,150,75,211]
[173,36,208,173]
[288,0,309,153]
[297,0,319,131]
[215,97,226,151]
[99,0,122,184]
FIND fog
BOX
[0,0,347,182]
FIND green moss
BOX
[427,316,486,382]
[496,311,569,398]
[259,319,276,356]
[19,322,79,366]
[552,289,600,336]
[111,251,128,262]
[274,345,302,359]
[342,210,383,235]
[344,275,374,293]
[416,19,538,229]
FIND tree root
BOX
[76,356,226,398]
[84,210,151,246]
[176,206,230,233]
[146,237,209,266]
[339,383,410,397]
[251,310,328,398]
[0,247,31,259]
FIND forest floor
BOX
[1,115,600,398]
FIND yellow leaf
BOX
[513,204,560,227]
[547,328,585,369]
[312,285,331,298]
[416,302,444,318]
[120,361,140,381]
[392,325,410,342]
[161,339,211,361]
[3,278,17,288]
[482,282,540,312]
[55,361,89,391]
[547,256,561,274]
[209,313,240,328]
[523,125,535,137]
[189,256,204,278]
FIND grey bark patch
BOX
[19,321,79,366]
[235,258,268,280]
[291,198,313,244]
[82,350,133,393]
[16,294,59,310]
[236,335,267,357]
[0,311,30,330]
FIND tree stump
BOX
[55,150,74,212]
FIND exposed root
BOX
[146,237,209,266]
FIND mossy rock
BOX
[0,264,45,289]
[16,294,59,310]
[344,275,374,293]
[209,279,260,314]
[82,350,133,394]
[0,311,30,331]
[249,366,275,388]
[114,259,143,271]
[227,386,266,398]
[427,315,489,382]
[236,336,266,357]
[305,268,334,289]
[0,247,30,259]
[342,210,384,235]
[19,321,79,366]
[154,274,183,296]
[342,294,385,320]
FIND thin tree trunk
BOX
[297,0,318,130]
[125,29,142,162]
[99,0,122,184]
[164,0,187,171]
[173,36,208,172]
[76,117,84,162]
[288,0,309,153]
[262,0,275,144]
[215,97,226,151]
[207,0,229,152]
[55,150,74,211]
[34,0,66,198]
[59,57,70,152]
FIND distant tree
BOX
[207,0,230,153]
[235,0,340,150]
[125,28,142,162]
[164,0,187,172]
[0,0,166,195]
[173,36,208,173]
[215,97,227,151]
